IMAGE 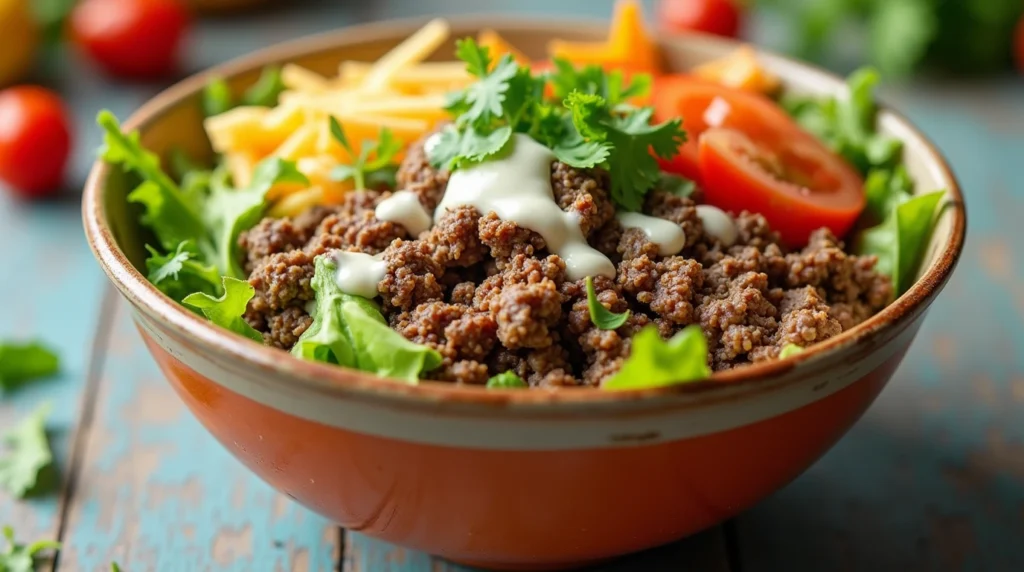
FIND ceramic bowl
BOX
[82,17,966,571]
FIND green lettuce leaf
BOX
[98,111,209,254]
[292,256,443,382]
[779,343,804,359]
[204,158,308,278]
[857,190,944,295]
[586,276,629,330]
[0,402,53,499]
[782,67,901,175]
[864,165,913,221]
[0,342,60,393]
[0,525,61,572]
[603,325,710,390]
[146,242,222,302]
[486,371,528,389]
[202,77,233,117]
[241,65,285,107]
[182,277,263,343]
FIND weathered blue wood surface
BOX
[0,0,1021,570]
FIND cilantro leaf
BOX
[856,190,944,296]
[0,526,60,572]
[486,371,527,389]
[205,158,308,278]
[0,403,54,499]
[293,256,443,382]
[145,242,222,303]
[565,92,685,211]
[328,119,402,190]
[655,173,696,197]
[0,342,60,394]
[182,277,264,343]
[603,325,711,390]
[779,343,804,359]
[585,276,630,330]
[98,111,208,254]
[549,58,651,107]
[452,39,518,126]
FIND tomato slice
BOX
[652,75,864,246]
[698,128,865,246]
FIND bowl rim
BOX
[82,15,967,409]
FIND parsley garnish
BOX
[0,402,53,499]
[328,117,402,190]
[429,38,685,211]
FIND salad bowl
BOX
[83,16,965,570]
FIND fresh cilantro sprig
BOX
[328,117,402,190]
[429,38,685,212]
[0,525,60,572]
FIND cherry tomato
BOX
[0,86,72,198]
[657,0,743,38]
[71,0,191,79]
[1015,16,1024,73]
[652,75,864,246]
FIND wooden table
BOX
[2,1,1022,570]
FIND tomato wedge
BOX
[652,75,865,246]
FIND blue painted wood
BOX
[58,299,340,571]
[735,83,1024,571]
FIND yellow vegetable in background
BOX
[0,0,39,87]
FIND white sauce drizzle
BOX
[374,190,432,236]
[616,212,686,256]
[332,250,386,299]
[423,132,442,157]
[434,134,615,280]
[696,205,738,246]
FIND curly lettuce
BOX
[603,325,710,390]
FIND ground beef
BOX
[237,131,894,386]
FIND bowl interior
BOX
[97,17,964,398]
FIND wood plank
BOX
[342,527,732,571]
[0,196,109,545]
[57,300,341,571]
[734,85,1024,571]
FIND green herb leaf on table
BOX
[328,118,402,190]
[585,276,630,330]
[857,190,944,296]
[182,277,264,343]
[293,256,443,383]
[603,325,711,390]
[0,526,60,572]
[146,242,222,303]
[779,343,804,359]
[0,402,54,499]
[0,342,60,394]
[486,371,528,389]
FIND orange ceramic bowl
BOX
[82,18,966,571]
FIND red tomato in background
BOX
[71,0,191,79]
[657,0,743,38]
[0,86,72,198]
[652,75,865,246]
[1015,16,1024,73]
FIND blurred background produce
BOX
[0,0,1020,200]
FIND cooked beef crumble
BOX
[238,134,893,386]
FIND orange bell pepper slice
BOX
[547,0,662,75]
[478,29,530,65]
